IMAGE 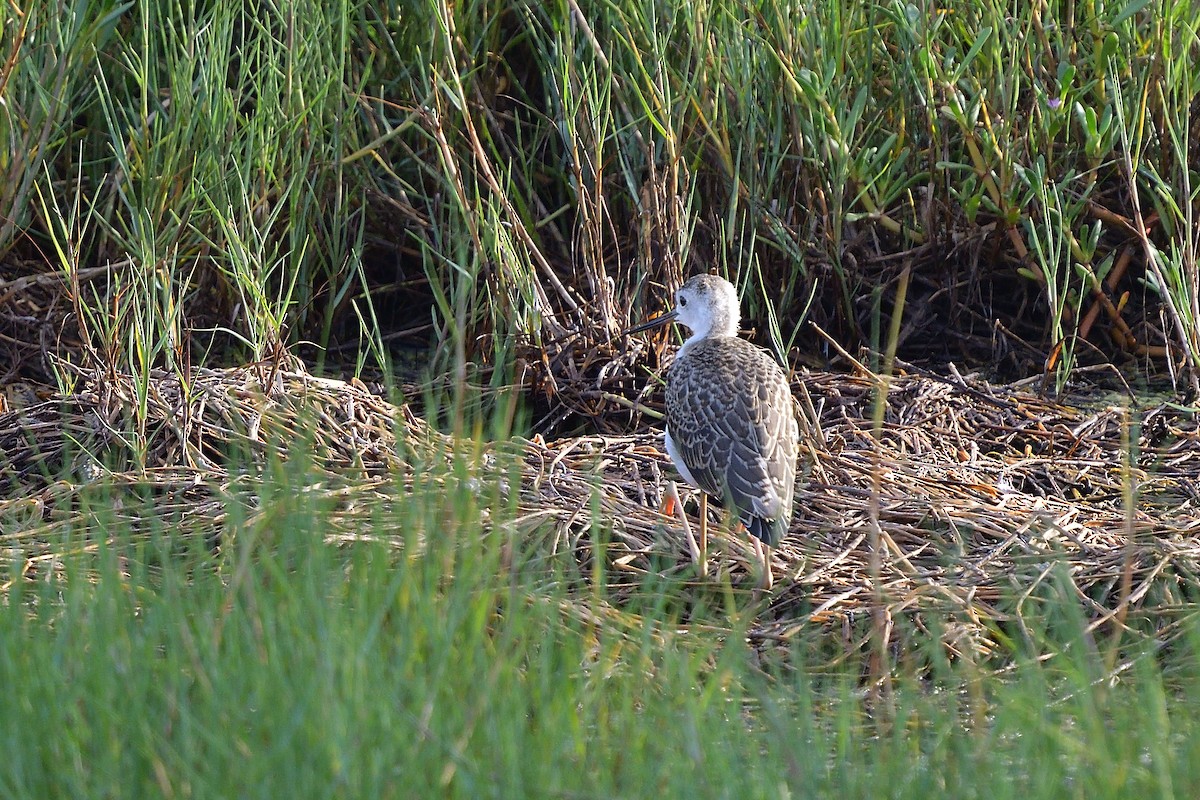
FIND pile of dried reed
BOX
[3,362,1198,669]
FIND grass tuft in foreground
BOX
[4,438,1200,798]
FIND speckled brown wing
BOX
[665,337,798,546]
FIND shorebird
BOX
[628,274,798,589]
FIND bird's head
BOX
[626,274,740,342]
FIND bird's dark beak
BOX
[625,309,678,336]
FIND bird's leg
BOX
[752,538,774,591]
[661,487,677,518]
[667,481,704,573]
[698,492,709,577]
[732,520,773,591]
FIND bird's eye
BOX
[679,297,688,307]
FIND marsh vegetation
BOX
[3,1,1200,796]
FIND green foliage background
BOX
[3,0,1198,399]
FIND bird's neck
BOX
[682,306,738,355]
[708,306,740,340]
